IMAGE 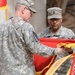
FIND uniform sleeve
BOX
[67,29,75,39]
[62,28,75,39]
[23,24,58,57]
[37,31,44,38]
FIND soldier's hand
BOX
[64,47,73,54]
[57,47,64,54]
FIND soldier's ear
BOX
[21,6,25,14]
[48,19,50,23]
[60,18,63,22]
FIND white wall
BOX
[7,0,15,18]
[0,10,6,23]
[30,0,47,33]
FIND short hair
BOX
[15,3,24,11]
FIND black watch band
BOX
[68,51,73,54]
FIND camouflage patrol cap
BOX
[16,0,36,13]
[47,7,62,19]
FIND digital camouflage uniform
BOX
[38,26,75,39]
[38,26,75,75]
[0,16,60,75]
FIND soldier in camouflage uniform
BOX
[38,7,75,75]
[0,1,65,75]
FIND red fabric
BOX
[0,0,7,7]
[70,54,75,75]
[33,38,75,75]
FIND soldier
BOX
[0,0,64,75]
[38,7,75,75]
[38,7,75,39]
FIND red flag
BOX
[0,0,7,7]
[33,38,75,75]
[70,54,75,75]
